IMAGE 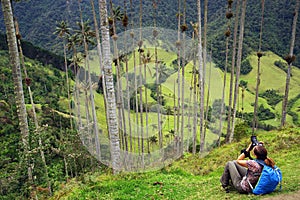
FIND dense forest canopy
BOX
[0,0,299,199]
[0,0,299,68]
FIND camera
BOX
[251,135,263,146]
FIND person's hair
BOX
[254,145,275,168]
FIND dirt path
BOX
[263,191,300,200]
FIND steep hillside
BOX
[0,49,100,199]
[0,32,66,71]
[50,127,300,200]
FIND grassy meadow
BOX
[50,127,300,200]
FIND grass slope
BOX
[89,49,300,129]
[243,51,300,99]
[50,127,300,200]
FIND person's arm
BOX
[236,143,252,167]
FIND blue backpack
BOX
[251,160,282,195]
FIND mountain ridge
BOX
[0,0,299,68]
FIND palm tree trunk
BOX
[204,50,212,148]
[72,45,83,135]
[252,0,265,134]
[138,0,145,168]
[109,0,128,152]
[91,0,110,135]
[200,0,208,153]
[229,0,247,143]
[120,1,132,169]
[78,0,102,161]
[281,0,299,127]
[176,0,181,154]
[143,61,150,154]
[63,40,73,130]
[189,24,198,154]
[197,0,205,154]
[1,0,34,193]
[129,0,138,159]
[173,81,176,148]
[132,34,139,155]
[95,0,110,140]
[226,0,240,142]
[122,2,133,154]
[192,56,198,154]
[180,0,187,155]
[155,43,163,150]
[99,0,121,173]
[218,34,229,146]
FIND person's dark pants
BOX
[220,161,247,193]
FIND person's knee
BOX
[227,161,235,168]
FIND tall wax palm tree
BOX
[204,49,212,148]
[109,0,128,153]
[1,0,34,193]
[226,0,240,142]
[90,0,110,137]
[67,34,83,131]
[219,0,233,146]
[54,20,73,130]
[229,0,247,143]
[76,0,101,160]
[189,21,198,154]
[152,1,163,150]
[127,0,139,155]
[252,0,265,134]
[77,1,102,162]
[75,20,96,46]
[154,62,169,83]
[99,0,121,174]
[122,0,133,154]
[199,0,208,153]
[180,0,187,155]
[66,36,84,179]
[154,62,169,148]
[142,51,152,154]
[218,29,229,145]
[176,0,181,151]
[281,0,299,127]
[15,18,52,196]
[197,0,204,154]
[132,32,140,155]
[137,0,145,168]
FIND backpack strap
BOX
[255,159,266,166]
[243,160,263,192]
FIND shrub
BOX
[259,89,283,107]
[240,59,253,75]
[274,60,288,73]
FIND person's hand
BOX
[247,142,255,152]
[248,141,264,152]
[241,148,250,158]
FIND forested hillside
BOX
[0,0,299,67]
[0,49,101,199]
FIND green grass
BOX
[291,98,300,114]
[50,127,300,200]
[86,48,300,127]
